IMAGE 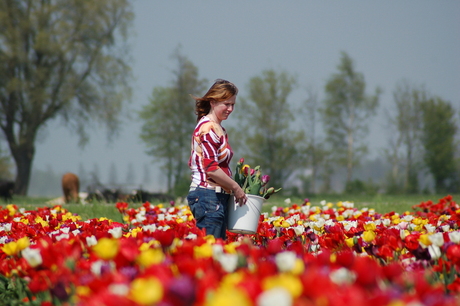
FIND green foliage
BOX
[234,161,282,199]
[321,52,380,182]
[344,179,378,196]
[0,0,134,195]
[139,47,207,195]
[390,81,426,193]
[298,87,324,194]
[172,174,193,198]
[233,69,303,188]
[420,97,458,193]
[0,274,37,306]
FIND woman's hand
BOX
[206,168,247,206]
[232,185,247,206]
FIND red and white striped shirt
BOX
[189,116,233,188]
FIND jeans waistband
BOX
[189,182,231,194]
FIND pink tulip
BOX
[261,175,270,184]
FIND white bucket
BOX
[227,194,265,235]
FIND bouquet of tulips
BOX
[234,158,282,199]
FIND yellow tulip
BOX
[387,300,406,306]
[345,237,355,247]
[204,287,251,306]
[17,237,30,250]
[262,274,302,298]
[7,204,16,216]
[281,221,290,228]
[2,237,30,256]
[330,253,337,263]
[292,259,305,275]
[363,230,376,243]
[139,242,151,252]
[125,227,142,238]
[194,243,213,259]
[137,248,164,267]
[363,223,376,231]
[419,234,432,246]
[129,277,163,305]
[2,241,19,256]
[76,286,91,297]
[35,216,48,227]
[92,238,119,260]
[221,271,244,287]
[224,242,238,254]
[204,235,216,244]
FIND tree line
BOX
[0,1,458,197]
[139,49,459,197]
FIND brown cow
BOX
[62,173,79,203]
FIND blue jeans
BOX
[187,187,230,239]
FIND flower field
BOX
[1,195,460,306]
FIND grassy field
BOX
[3,193,457,222]
[271,193,457,214]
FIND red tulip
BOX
[446,244,460,265]
[352,256,380,288]
[335,250,355,268]
[267,238,284,255]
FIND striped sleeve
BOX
[200,128,222,172]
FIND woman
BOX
[187,79,247,240]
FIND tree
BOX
[299,86,327,194]
[0,142,13,180]
[0,1,133,195]
[420,97,458,193]
[139,47,207,194]
[321,52,380,184]
[235,69,303,188]
[392,80,426,193]
[382,124,405,194]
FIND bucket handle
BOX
[234,197,262,215]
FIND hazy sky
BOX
[32,1,460,194]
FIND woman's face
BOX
[211,95,236,122]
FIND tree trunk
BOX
[11,144,35,195]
